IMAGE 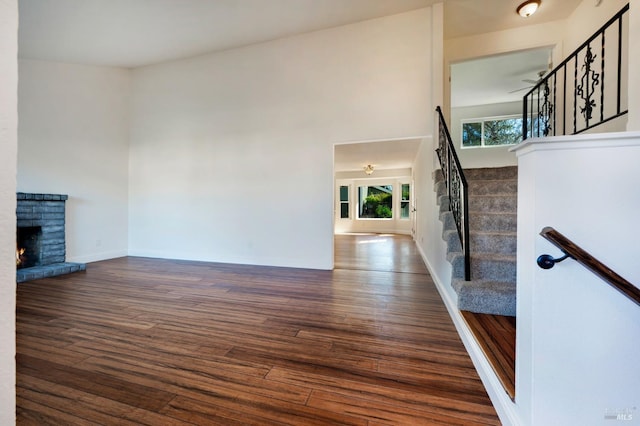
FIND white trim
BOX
[68,249,129,264]
[461,114,522,149]
[511,130,640,155]
[416,242,523,426]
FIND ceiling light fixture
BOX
[517,0,541,18]
[364,164,374,175]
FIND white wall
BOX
[444,19,566,119]
[0,0,17,423]
[18,60,130,263]
[563,0,629,56]
[335,171,412,235]
[129,9,432,269]
[444,21,565,171]
[415,4,456,305]
[514,133,640,425]
[450,101,520,168]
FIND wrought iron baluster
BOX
[435,107,470,281]
[577,44,600,128]
[600,32,605,122]
[573,54,578,134]
[553,73,557,136]
[563,64,567,135]
[522,4,627,139]
[617,14,623,115]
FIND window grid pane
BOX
[462,117,522,147]
[358,185,393,219]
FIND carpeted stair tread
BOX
[471,252,517,262]
[435,166,518,316]
[453,279,516,316]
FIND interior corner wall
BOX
[128,8,432,270]
[413,136,452,298]
[0,0,18,422]
[415,2,451,294]
[18,59,130,263]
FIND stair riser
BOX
[469,214,517,233]
[457,286,516,316]
[471,233,517,255]
[469,180,518,195]
[464,166,518,181]
[469,196,517,213]
[471,258,516,282]
[444,230,462,254]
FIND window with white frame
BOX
[461,115,523,148]
[400,183,410,219]
[358,185,393,219]
[339,185,349,219]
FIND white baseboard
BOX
[67,249,128,264]
[416,243,522,426]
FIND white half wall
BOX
[513,133,640,425]
[129,8,432,269]
[0,0,17,423]
[563,0,629,56]
[18,60,130,263]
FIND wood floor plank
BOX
[16,234,499,424]
[462,310,516,400]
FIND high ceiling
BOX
[18,0,436,68]
[18,0,582,68]
[17,0,583,173]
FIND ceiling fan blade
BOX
[522,79,538,84]
[509,86,532,94]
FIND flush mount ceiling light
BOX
[517,0,541,18]
[364,164,374,175]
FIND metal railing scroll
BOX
[523,4,629,140]
[435,106,470,281]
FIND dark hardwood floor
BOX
[16,234,500,425]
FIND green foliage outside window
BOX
[359,186,393,219]
[462,116,523,148]
[401,183,410,219]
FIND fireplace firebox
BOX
[16,226,42,269]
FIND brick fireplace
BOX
[16,192,85,282]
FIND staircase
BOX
[436,166,517,316]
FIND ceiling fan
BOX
[509,51,554,94]
[509,69,549,94]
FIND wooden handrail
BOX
[539,226,640,306]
